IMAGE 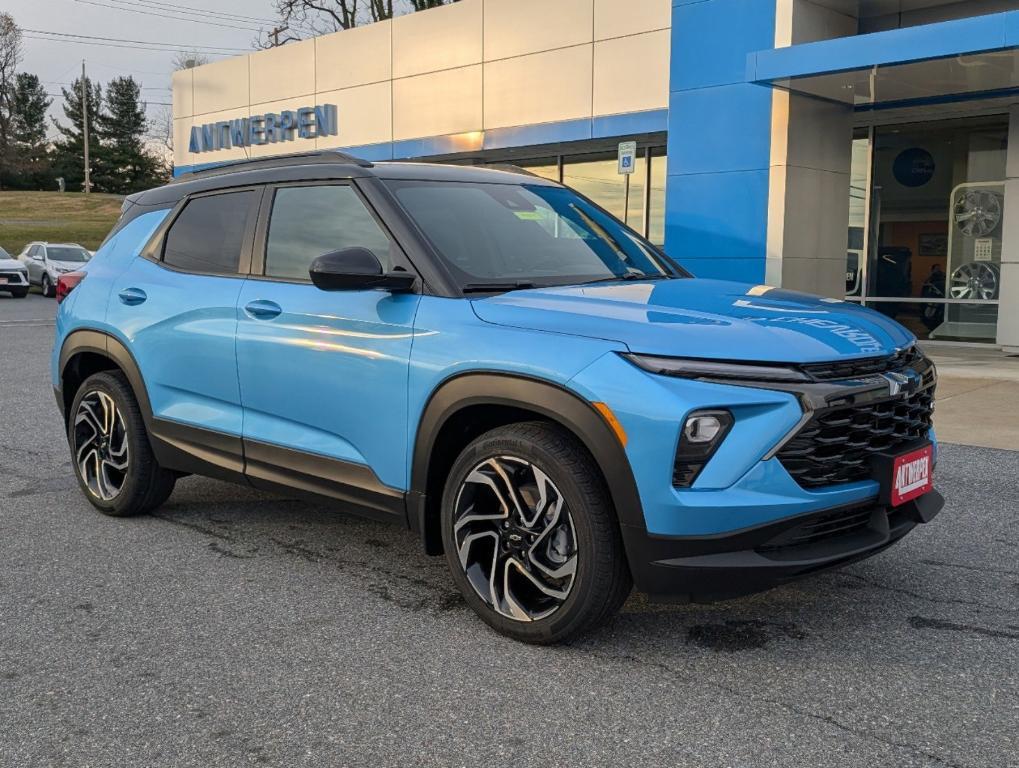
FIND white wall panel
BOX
[249,39,316,105]
[484,0,593,61]
[393,0,482,78]
[593,29,669,116]
[316,21,392,92]
[316,82,393,149]
[192,55,249,116]
[393,66,482,140]
[484,45,593,129]
[244,100,319,158]
[594,0,670,41]
[171,69,193,119]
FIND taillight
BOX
[56,271,86,304]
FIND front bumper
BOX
[624,489,943,601]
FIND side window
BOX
[163,190,255,275]
[28,245,41,259]
[265,185,394,280]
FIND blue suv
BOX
[52,152,942,643]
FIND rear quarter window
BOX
[163,190,256,274]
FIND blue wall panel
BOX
[665,0,776,282]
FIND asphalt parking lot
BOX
[2,292,1017,768]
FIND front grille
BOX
[777,385,935,489]
[0,271,26,284]
[800,346,924,381]
[758,503,876,553]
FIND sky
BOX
[4,0,280,141]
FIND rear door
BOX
[105,188,260,467]
[235,181,420,516]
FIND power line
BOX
[23,35,241,56]
[23,29,249,52]
[72,0,264,31]
[115,0,278,24]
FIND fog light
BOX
[684,414,724,443]
[673,409,734,488]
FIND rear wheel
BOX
[68,371,176,516]
[10,288,27,298]
[441,422,631,644]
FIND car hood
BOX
[49,260,87,271]
[470,278,915,363]
[0,257,25,270]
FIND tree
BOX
[0,12,23,188]
[95,76,167,193]
[3,73,52,189]
[263,0,459,46]
[51,76,103,192]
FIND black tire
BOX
[441,421,631,644]
[67,371,176,517]
[10,288,28,298]
[41,274,53,298]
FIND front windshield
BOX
[0,247,10,259]
[385,180,685,289]
[47,246,91,263]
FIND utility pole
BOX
[81,59,91,194]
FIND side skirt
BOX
[150,418,406,525]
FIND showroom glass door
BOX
[847,115,1007,343]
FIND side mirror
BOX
[308,247,416,292]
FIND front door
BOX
[235,182,421,518]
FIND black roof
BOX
[128,150,556,208]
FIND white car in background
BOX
[18,242,92,298]
[0,246,31,298]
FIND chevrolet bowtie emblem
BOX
[882,370,920,397]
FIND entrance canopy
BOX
[748,10,1019,109]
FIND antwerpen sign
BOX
[189,104,338,154]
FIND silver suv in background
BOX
[18,242,92,297]
[0,246,30,298]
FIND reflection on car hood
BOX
[49,260,86,271]
[0,257,25,270]
[470,278,916,363]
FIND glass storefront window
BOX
[563,152,646,232]
[649,148,667,246]
[851,115,1006,343]
[845,131,869,298]
[512,157,560,183]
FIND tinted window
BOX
[163,191,255,274]
[385,180,680,288]
[265,185,393,280]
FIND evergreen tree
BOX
[95,76,165,193]
[5,73,52,189]
[51,76,103,192]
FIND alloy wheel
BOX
[452,456,577,622]
[949,261,999,300]
[73,390,130,501]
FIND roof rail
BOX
[173,150,373,182]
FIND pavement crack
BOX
[151,514,235,542]
[584,649,971,768]
[909,615,1019,641]
[921,559,1019,577]
[838,571,1015,613]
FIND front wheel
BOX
[41,274,53,298]
[441,422,631,644]
[68,371,176,516]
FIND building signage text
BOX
[189,104,338,154]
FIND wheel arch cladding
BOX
[409,373,644,561]
[58,330,153,428]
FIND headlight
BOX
[621,353,811,383]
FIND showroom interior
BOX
[172,0,1019,350]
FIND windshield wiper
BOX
[581,272,672,285]
[461,281,539,294]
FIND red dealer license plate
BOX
[889,444,934,506]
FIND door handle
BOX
[118,287,147,306]
[244,299,282,320]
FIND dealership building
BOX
[172,0,1019,350]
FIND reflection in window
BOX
[265,185,393,280]
[845,133,868,298]
[563,153,646,232]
